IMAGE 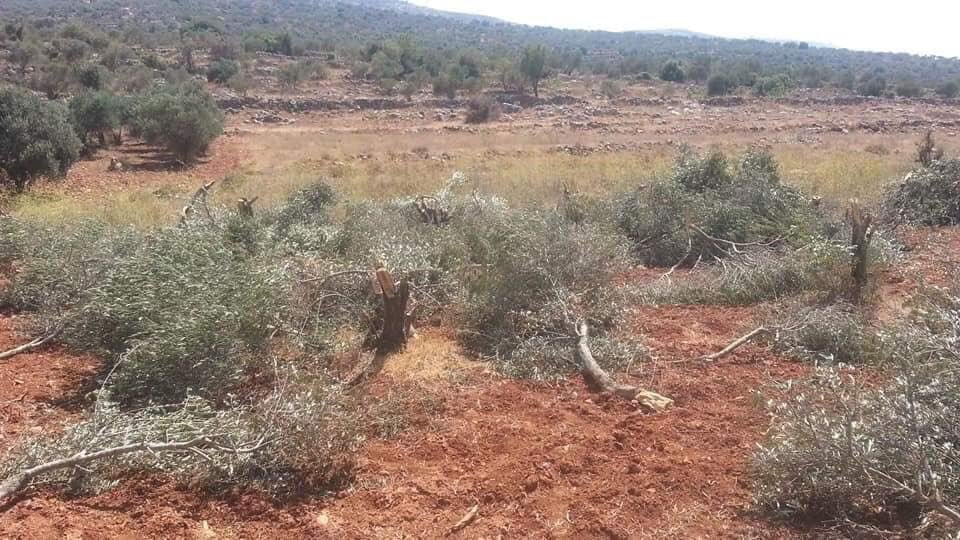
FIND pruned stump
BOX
[375,268,411,353]
[237,197,258,219]
[414,196,450,226]
[846,201,874,304]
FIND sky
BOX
[408,0,960,58]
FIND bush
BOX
[706,73,735,96]
[0,374,362,500]
[206,58,240,83]
[881,159,960,225]
[74,63,109,90]
[69,91,123,148]
[432,75,459,99]
[3,220,287,405]
[660,60,686,82]
[753,74,792,97]
[857,76,886,97]
[936,80,959,99]
[616,147,821,266]
[600,79,622,99]
[767,303,883,364]
[0,87,82,191]
[640,242,851,306]
[457,208,643,379]
[132,81,224,162]
[754,291,960,534]
[894,79,922,98]
[464,96,501,124]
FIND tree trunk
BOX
[847,202,873,303]
[375,268,410,353]
[574,322,672,412]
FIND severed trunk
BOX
[847,202,873,304]
[575,322,672,412]
[375,268,411,353]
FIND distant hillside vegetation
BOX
[1,0,959,96]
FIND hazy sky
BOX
[408,0,960,58]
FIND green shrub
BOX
[640,241,851,306]
[464,96,501,124]
[706,73,735,96]
[206,58,240,83]
[1,218,286,405]
[766,303,884,364]
[74,63,109,90]
[894,80,922,98]
[857,75,886,97]
[132,81,224,162]
[660,60,686,82]
[458,209,642,379]
[754,74,792,97]
[881,159,960,225]
[616,148,821,266]
[0,87,82,191]
[69,227,288,404]
[754,291,960,534]
[936,80,959,99]
[69,91,123,148]
[0,375,362,500]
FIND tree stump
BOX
[237,197,257,219]
[847,201,874,304]
[375,268,411,353]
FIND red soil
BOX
[0,315,99,452]
[0,304,805,539]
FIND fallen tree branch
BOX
[180,180,218,225]
[698,326,768,363]
[574,322,673,412]
[0,327,62,361]
[0,435,267,501]
[447,504,479,535]
[299,270,370,286]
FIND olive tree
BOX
[520,45,547,97]
[69,91,124,148]
[0,88,82,191]
[132,81,224,162]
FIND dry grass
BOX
[5,127,935,228]
[381,329,485,384]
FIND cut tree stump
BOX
[846,201,874,304]
[574,322,673,412]
[375,268,411,353]
[237,197,258,218]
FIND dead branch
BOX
[689,223,783,255]
[0,327,62,361]
[447,504,479,536]
[0,436,268,501]
[698,326,768,362]
[574,322,672,412]
[299,270,370,286]
[180,180,218,225]
[867,466,960,527]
